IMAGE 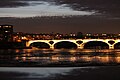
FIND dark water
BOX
[0,49,120,80]
[1,49,120,66]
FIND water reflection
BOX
[0,1,95,17]
[0,49,120,66]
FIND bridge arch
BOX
[83,41,109,49]
[54,41,78,49]
[114,42,120,49]
[30,42,50,49]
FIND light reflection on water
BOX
[15,49,120,64]
[0,1,95,17]
[0,49,120,79]
[1,49,120,65]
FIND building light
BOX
[22,36,27,40]
[5,31,9,32]
[102,33,107,36]
[9,26,11,28]
[17,40,21,42]
[70,33,76,36]
[86,33,91,36]
[73,34,76,36]
[3,26,9,28]
[17,33,19,34]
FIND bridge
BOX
[26,39,120,49]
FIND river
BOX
[0,49,120,80]
[1,49,120,66]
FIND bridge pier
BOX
[109,45,114,49]
[78,46,84,49]
[26,41,29,47]
[50,45,54,49]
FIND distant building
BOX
[0,25,13,42]
[76,32,83,39]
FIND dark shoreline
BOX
[0,61,120,67]
[0,66,120,80]
[0,42,31,49]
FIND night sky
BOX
[0,0,120,34]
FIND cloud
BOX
[0,0,29,8]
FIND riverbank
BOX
[0,42,31,49]
[0,66,120,80]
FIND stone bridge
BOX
[26,39,120,49]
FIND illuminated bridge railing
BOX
[26,39,120,49]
